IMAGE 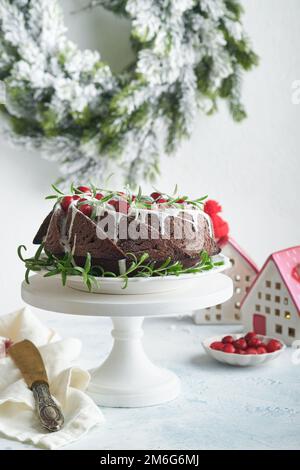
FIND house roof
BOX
[242,246,300,313]
[219,236,259,273]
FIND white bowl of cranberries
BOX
[202,332,285,366]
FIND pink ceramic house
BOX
[241,246,300,345]
[194,237,259,324]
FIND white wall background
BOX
[0,0,299,313]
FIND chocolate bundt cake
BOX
[33,186,220,274]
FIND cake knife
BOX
[8,339,64,432]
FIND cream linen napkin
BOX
[0,306,104,449]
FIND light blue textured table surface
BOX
[1,311,299,450]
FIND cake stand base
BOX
[88,317,180,407]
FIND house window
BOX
[275,309,280,316]
[245,275,251,282]
[258,292,262,299]
[283,297,289,305]
[265,293,271,301]
[255,304,261,312]
[235,301,241,309]
[288,328,295,338]
[235,313,241,321]
[285,311,291,320]
[266,280,271,288]
[275,296,281,303]
[265,306,271,314]
[275,324,282,334]
[230,258,235,266]
[205,314,211,321]
[235,287,241,294]
[235,275,241,281]
[216,314,222,321]
[216,304,222,310]
[275,282,281,290]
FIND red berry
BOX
[95,193,104,200]
[266,339,282,353]
[256,346,267,354]
[223,344,236,354]
[233,338,248,350]
[79,204,92,217]
[72,195,80,201]
[210,341,224,351]
[131,195,136,201]
[245,332,257,342]
[61,196,74,211]
[245,348,258,355]
[176,198,186,204]
[76,185,91,194]
[235,349,247,355]
[248,337,262,348]
[222,335,234,344]
[151,192,162,201]
[156,198,168,203]
[108,199,130,214]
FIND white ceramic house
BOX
[193,237,259,324]
[241,246,300,346]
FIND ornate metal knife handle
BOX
[32,381,64,432]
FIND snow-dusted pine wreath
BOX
[0,0,258,185]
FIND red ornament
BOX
[222,335,234,344]
[233,338,247,350]
[266,339,282,353]
[210,341,224,351]
[223,343,236,354]
[204,199,229,241]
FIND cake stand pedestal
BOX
[21,273,233,408]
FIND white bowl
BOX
[202,334,286,367]
[40,254,230,295]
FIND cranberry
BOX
[73,195,80,201]
[76,185,91,194]
[245,332,257,342]
[248,337,262,348]
[156,198,168,203]
[151,192,162,200]
[223,344,236,354]
[256,346,267,354]
[210,341,224,351]
[266,339,282,353]
[222,335,234,344]
[233,338,248,350]
[61,196,74,211]
[108,199,130,214]
[176,198,186,204]
[235,349,247,355]
[79,204,92,217]
[95,193,104,200]
[245,348,258,355]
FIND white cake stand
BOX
[21,274,233,408]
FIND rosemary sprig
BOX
[18,244,223,292]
